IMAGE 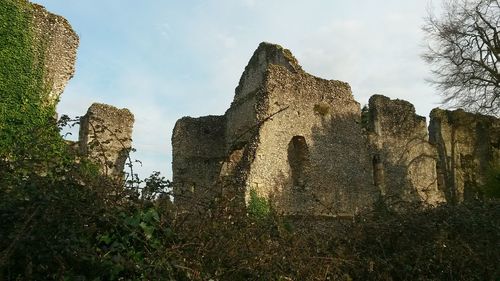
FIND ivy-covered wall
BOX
[0,0,78,157]
[0,0,49,155]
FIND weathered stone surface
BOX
[172,115,226,209]
[429,109,500,203]
[172,42,500,214]
[238,63,378,215]
[232,42,303,105]
[174,42,379,215]
[4,2,133,179]
[79,103,135,178]
[30,3,79,106]
[366,95,445,206]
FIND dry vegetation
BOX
[1,151,499,280]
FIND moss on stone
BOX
[314,102,331,116]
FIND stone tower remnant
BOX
[172,115,226,209]
[173,42,500,215]
[79,103,135,178]
[29,1,135,180]
[30,3,79,106]
[429,109,500,203]
[366,95,445,206]
[2,1,135,180]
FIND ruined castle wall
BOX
[79,103,134,178]
[172,115,226,207]
[173,43,380,215]
[225,43,304,150]
[225,94,261,151]
[0,1,79,153]
[30,3,79,106]
[172,41,500,214]
[429,109,500,203]
[219,43,308,205]
[232,42,303,104]
[244,64,378,216]
[2,2,135,180]
[367,95,445,205]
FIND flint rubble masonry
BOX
[24,1,135,178]
[172,115,226,209]
[174,42,379,215]
[173,42,500,215]
[14,2,499,210]
[30,3,79,106]
[366,95,445,206]
[429,109,500,203]
[79,103,135,179]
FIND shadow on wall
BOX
[270,111,378,216]
[374,139,437,204]
[429,109,500,204]
[170,42,500,217]
[365,95,445,208]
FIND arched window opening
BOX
[288,136,311,190]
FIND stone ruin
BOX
[13,0,500,212]
[173,42,500,215]
[366,95,444,206]
[20,0,135,179]
[429,109,500,203]
[29,2,79,107]
[78,103,135,178]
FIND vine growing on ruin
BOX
[0,0,63,159]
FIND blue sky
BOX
[33,0,442,179]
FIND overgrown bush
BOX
[2,143,499,281]
[344,201,500,280]
[0,147,191,280]
[1,107,498,280]
[481,164,500,199]
[168,198,499,281]
[247,189,270,219]
[0,94,188,280]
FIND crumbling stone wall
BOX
[0,1,79,153]
[225,43,303,151]
[174,43,379,215]
[29,3,134,180]
[366,95,445,206]
[241,62,378,215]
[30,3,79,106]
[79,103,135,178]
[30,3,133,180]
[429,109,500,203]
[172,42,499,215]
[172,115,226,209]
[1,1,134,179]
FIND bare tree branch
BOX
[423,0,500,116]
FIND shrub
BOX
[247,189,270,219]
[481,164,500,199]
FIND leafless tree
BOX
[423,0,500,116]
